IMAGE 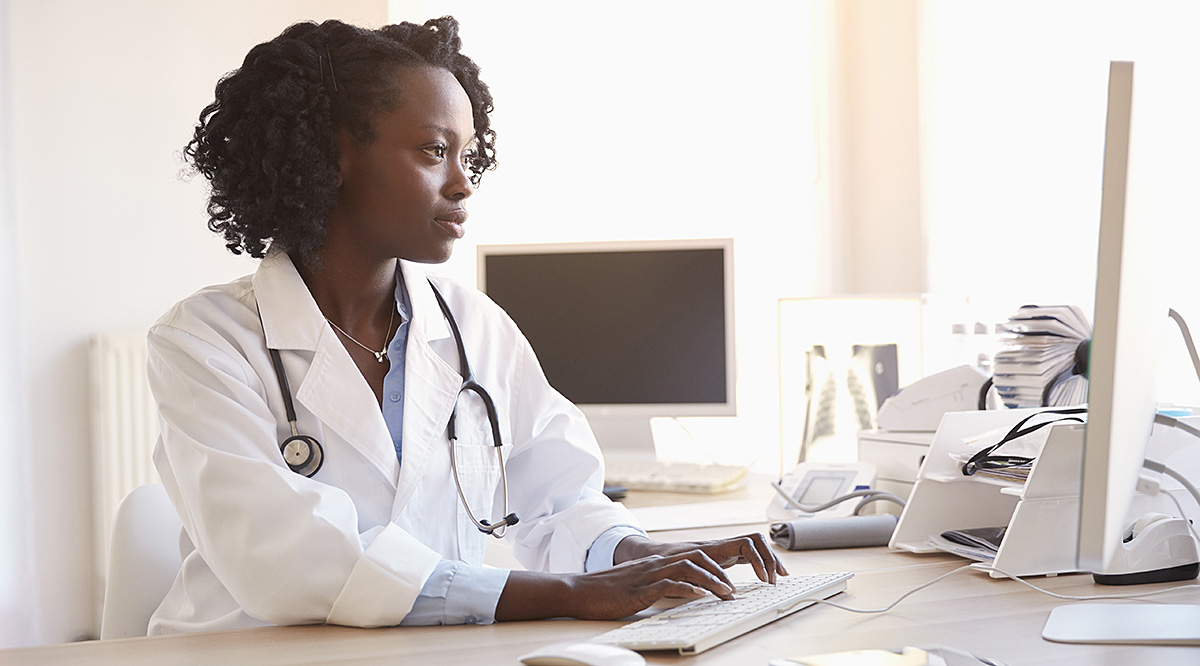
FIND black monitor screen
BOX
[482,247,729,406]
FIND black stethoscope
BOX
[263,279,519,538]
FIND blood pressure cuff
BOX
[769,514,898,551]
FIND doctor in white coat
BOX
[148,17,784,635]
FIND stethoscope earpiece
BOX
[281,434,324,478]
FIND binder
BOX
[993,304,1091,407]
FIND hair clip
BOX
[324,47,338,92]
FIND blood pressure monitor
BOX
[767,461,877,521]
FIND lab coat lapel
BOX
[254,252,399,486]
[392,262,461,512]
[298,333,400,484]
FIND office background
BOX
[2,0,1200,649]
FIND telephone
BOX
[767,461,877,521]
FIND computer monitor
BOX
[1076,60,1168,576]
[477,239,735,459]
[1043,60,1200,645]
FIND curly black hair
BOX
[183,16,496,269]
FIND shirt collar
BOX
[394,263,411,326]
[253,252,450,351]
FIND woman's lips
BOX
[435,210,468,239]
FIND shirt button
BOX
[389,392,401,402]
[463,615,478,625]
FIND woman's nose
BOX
[444,161,475,200]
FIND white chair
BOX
[99,483,183,639]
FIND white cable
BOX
[984,566,1200,601]
[851,494,904,515]
[1153,412,1200,443]
[1143,420,1200,545]
[810,565,975,613]
[1143,455,1200,513]
[809,564,1200,615]
[769,480,906,514]
[1168,308,1200,385]
[1163,490,1200,544]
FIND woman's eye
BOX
[461,150,478,167]
[423,145,447,159]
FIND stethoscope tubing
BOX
[260,278,517,536]
[430,280,518,537]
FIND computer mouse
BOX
[517,641,646,666]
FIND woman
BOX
[148,16,784,634]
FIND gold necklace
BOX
[327,306,396,363]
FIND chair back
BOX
[99,483,182,639]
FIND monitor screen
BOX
[478,239,735,457]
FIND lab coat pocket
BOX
[451,440,503,564]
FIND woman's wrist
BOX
[494,570,577,621]
[613,534,660,565]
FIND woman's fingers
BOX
[644,577,709,601]
[564,534,793,620]
[740,532,788,583]
[709,533,789,584]
[650,551,736,599]
[734,536,771,584]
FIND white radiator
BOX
[89,330,161,583]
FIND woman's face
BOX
[328,65,477,265]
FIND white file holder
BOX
[889,408,1085,577]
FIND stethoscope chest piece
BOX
[281,434,323,477]
[267,346,324,478]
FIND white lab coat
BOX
[147,251,637,634]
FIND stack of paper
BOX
[992,305,1091,408]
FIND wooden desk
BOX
[5,487,1200,665]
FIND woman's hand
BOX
[614,532,788,586]
[495,532,788,622]
[561,549,741,620]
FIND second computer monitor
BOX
[477,239,736,458]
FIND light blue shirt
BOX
[382,269,643,625]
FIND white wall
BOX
[389,1,820,468]
[826,0,924,295]
[0,0,37,649]
[4,0,387,646]
[920,0,1200,405]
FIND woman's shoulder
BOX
[150,273,259,351]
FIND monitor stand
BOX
[584,413,658,461]
[1043,603,1200,645]
[1044,516,1200,645]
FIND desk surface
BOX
[6,484,1200,666]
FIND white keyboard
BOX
[591,571,854,655]
[603,459,749,493]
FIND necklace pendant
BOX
[374,350,387,363]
